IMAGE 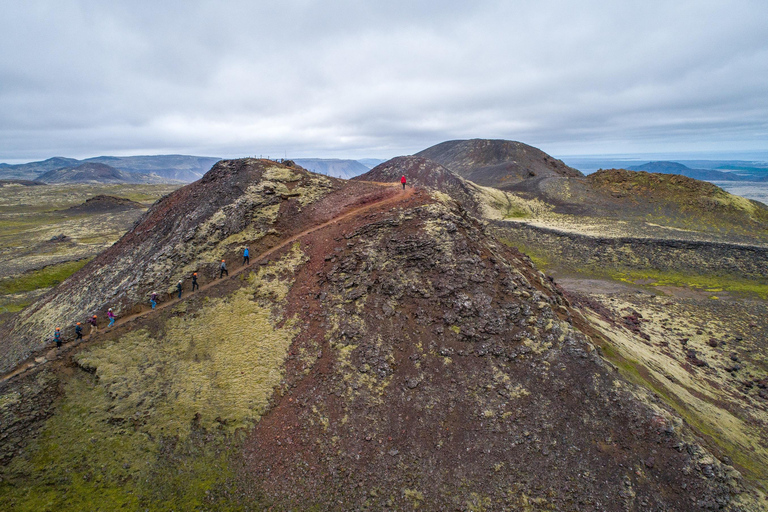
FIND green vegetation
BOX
[608,268,768,299]
[0,259,92,295]
[0,245,307,510]
[498,238,552,270]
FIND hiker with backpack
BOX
[88,315,98,333]
[107,308,116,328]
[192,272,199,291]
[75,322,83,340]
[401,175,406,190]
[150,291,157,309]
[54,327,62,348]
[243,247,250,266]
[176,280,183,298]
[220,259,228,278]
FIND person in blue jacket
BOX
[243,247,250,266]
[54,327,62,348]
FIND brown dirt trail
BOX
[0,185,417,384]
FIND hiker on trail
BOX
[176,280,183,298]
[88,315,98,333]
[191,272,199,291]
[220,259,228,278]
[75,322,83,340]
[54,327,62,348]
[243,247,250,266]
[150,291,157,309]
[401,175,406,190]
[107,308,116,328]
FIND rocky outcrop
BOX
[355,155,484,213]
[494,221,768,279]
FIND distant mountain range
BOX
[37,162,175,184]
[292,159,372,179]
[0,155,387,183]
[0,155,222,183]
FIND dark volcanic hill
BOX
[61,195,144,214]
[0,159,758,510]
[37,162,171,184]
[416,139,582,190]
[354,155,483,213]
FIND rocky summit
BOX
[0,156,762,510]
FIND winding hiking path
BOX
[1,185,417,385]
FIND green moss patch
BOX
[0,245,306,510]
[608,268,768,299]
[0,259,92,295]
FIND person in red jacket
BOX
[401,175,406,190]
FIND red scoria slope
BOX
[232,187,746,509]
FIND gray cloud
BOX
[1,0,766,161]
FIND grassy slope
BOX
[0,245,305,510]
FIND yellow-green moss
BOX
[0,258,92,295]
[0,244,307,510]
[608,269,768,299]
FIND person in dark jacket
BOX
[176,280,183,298]
[75,322,83,340]
[192,272,199,291]
[401,175,406,190]
[54,327,62,348]
[88,315,98,333]
[220,260,228,278]
[243,247,250,266]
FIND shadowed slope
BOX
[416,139,582,189]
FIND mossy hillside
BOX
[164,165,331,285]
[587,303,768,486]
[473,184,551,220]
[588,169,768,233]
[0,245,307,510]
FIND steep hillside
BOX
[355,155,483,213]
[0,159,390,372]
[416,139,582,189]
[38,162,171,184]
[0,159,760,510]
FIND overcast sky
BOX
[1,0,767,162]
